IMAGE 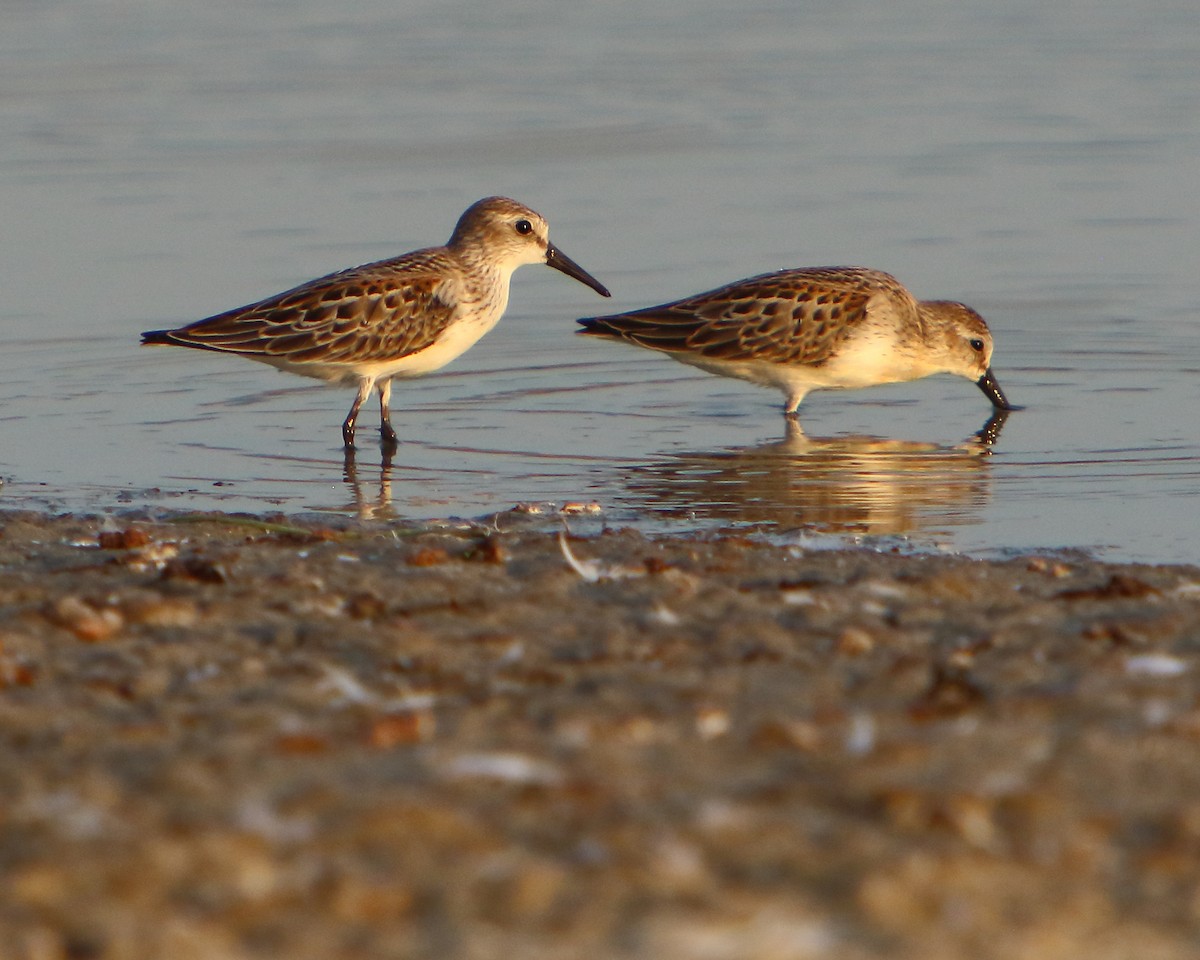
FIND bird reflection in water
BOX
[342,445,396,520]
[622,410,1010,535]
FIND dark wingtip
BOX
[141,329,174,346]
[576,316,614,335]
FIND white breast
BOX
[374,309,504,380]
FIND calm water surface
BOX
[2,0,1199,563]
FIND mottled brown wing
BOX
[579,267,900,366]
[158,249,458,365]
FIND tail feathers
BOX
[577,315,621,335]
[577,314,656,343]
[141,327,260,355]
[578,312,704,356]
[140,329,177,346]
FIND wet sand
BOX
[2,509,1199,959]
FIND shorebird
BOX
[143,196,611,448]
[578,266,1012,417]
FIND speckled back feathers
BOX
[146,251,462,365]
[578,267,918,367]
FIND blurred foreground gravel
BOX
[2,510,1199,960]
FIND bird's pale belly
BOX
[255,312,503,385]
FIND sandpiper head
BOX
[924,301,1014,410]
[450,197,610,297]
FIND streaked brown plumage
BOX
[143,196,610,448]
[578,266,1012,416]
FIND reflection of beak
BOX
[974,407,1011,446]
[976,367,1016,410]
[545,242,611,298]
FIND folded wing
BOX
[579,267,906,367]
[144,252,459,366]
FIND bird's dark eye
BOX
[969,338,985,352]
[515,219,533,235]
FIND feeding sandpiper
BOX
[142,196,611,448]
[578,266,1013,418]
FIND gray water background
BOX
[2,0,1199,562]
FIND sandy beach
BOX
[2,509,1199,959]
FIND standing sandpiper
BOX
[143,196,611,448]
[577,266,1012,417]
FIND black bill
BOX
[976,367,1015,410]
[545,242,611,298]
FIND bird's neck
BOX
[914,301,955,344]
[460,256,512,313]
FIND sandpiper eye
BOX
[514,219,533,235]
[969,338,985,352]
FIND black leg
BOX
[343,381,372,449]
[379,380,398,447]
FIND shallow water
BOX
[2,0,1199,563]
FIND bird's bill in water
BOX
[976,367,1015,410]
[545,242,611,298]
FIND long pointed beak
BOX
[545,242,611,298]
[976,367,1016,410]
